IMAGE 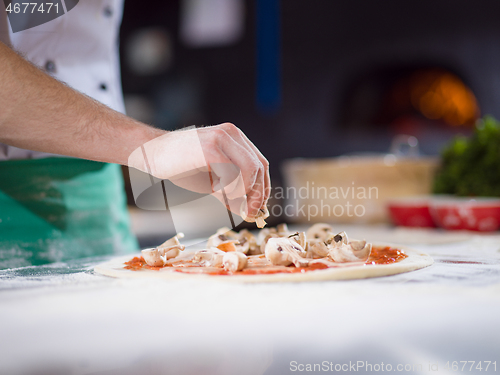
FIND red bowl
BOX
[387,197,436,228]
[430,196,500,232]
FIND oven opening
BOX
[340,65,481,155]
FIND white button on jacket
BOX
[0,0,125,160]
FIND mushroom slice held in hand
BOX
[241,203,270,229]
[255,206,269,228]
[265,237,309,267]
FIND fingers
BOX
[201,129,258,192]
[200,124,267,219]
[213,123,270,213]
[218,123,271,205]
[141,124,270,221]
[213,132,264,218]
[242,162,265,219]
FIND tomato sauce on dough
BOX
[124,246,407,276]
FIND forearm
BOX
[0,43,270,216]
[0,41,165,166]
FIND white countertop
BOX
[1,225,500,375]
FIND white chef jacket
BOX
[0,0,125,160]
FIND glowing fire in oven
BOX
[408,69,479,126]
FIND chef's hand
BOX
[129,123,270,220]
[0,41,269,217]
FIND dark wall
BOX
[120,0,500,181]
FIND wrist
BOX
[126,124,167,172]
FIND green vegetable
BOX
[433,115,500,197]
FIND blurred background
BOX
[119,0,500,243]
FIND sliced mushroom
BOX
[223,251,248,272]
[255,206,270,228]
[350,240,372,261]
[288,231,307,252]
[328,246,360,263]
[141,248,165,267]
[307,241,329,258]
[155,233,186,262]
[276,223,290,237]
[264,239,291,266]
[158,233,185,251]
[236,229,258,254]
[257,227,276,245]
[329,231,349,246]
[241,202,270,228]
[350,239,366,251]
[327,231,372,263]
[142,233,186,266]
[306,223,334,242]
[207,227,238,248]
[259,232,279,254]
[162,246,184,260]
[193,248,225,267]
[255,224,292,254]
[265,237,309,267]
[248,245,265,256]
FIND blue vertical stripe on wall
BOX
[256,0,281,113]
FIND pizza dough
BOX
[94,243,433,283]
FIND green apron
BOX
[0,157,138,269]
